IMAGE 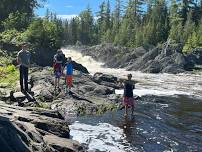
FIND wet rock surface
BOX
[82,44,202,73]
[0,101,83,152]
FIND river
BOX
[63,47,202,152]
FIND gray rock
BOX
[0,101,83,152]
[162,64,185,74]
[82,43,200,73]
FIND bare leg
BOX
[57,78,60,89]
[131,105,134,115]
[124,105,128,116]
[54,78,57,90]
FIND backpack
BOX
[53,54,62,69]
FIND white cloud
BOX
[65,5,73,8]
[57,14,78,20]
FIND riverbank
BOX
[81,43,202,74]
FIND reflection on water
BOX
[70,95,202,152]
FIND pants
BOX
[20,65,28,91]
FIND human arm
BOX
[17,52,21,65]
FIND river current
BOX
[63,47,202,152]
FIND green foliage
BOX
[1,0,200,53]
[79,7,94,45]
[25,18,63,49]
[61,0,201,50]
[183,18,202,52]
[0,0,44,21]
[0,29,26,45]
[0,57,19,88]
[3,11,29,31]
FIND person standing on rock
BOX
[17,42,31,93]
[53,49,63,90]
[123,74,135,116]
[64,57,73,93]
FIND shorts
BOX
[54,69,62,78]
[66,75,73,87]
[123,97,135,106]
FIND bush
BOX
[0,29,26,45]
[3,11,29,31]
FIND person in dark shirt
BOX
[123,74,135,116]
[17,42,31,93]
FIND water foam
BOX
[70,121,134,152]
[115,88,191,97]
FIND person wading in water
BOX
[123,74,135,116]
[17,42,31,93]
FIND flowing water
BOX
[63,47,202,152]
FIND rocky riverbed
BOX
[81,44,202,74]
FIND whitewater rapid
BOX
[63,47,202,98]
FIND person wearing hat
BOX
[17,42,31,93]
[123,74,135,116]
[53,49,64,90]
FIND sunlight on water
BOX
[70,121,135,152]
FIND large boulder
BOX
[185,48,202,68]
[162,64,185,74]
[72,61,89,74]
[0,117,31,152]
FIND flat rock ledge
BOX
[0,101,84,152]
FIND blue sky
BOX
[35,0,127,19]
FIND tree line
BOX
[62,0,202,52]
[0,0,201,53]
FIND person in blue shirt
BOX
[64,57,73,93]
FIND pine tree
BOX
[79,6,94,45]
[69,17,79,44]
[179,0,198,24]
[112,0,122,42]
[97,1,106,42]
[143,0,168,45]
[63,19,69,45]
[182,11,195,43]
[169,0,183,43]
[115,0,145,47]
[106,0,111,29]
